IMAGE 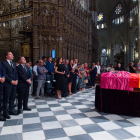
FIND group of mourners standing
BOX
[33,57,100,99]
[54,59,101,99]
[0,51,100,121]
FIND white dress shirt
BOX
[6,59,12,65]
[33,65,38,76]
[96,65,101,74]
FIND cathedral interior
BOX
[0,0,98,66]
[0,0,139,66]
[1,1,140,140]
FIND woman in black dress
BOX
[90,63,97,87]
[68,60,74,95]
[55,58,65,99]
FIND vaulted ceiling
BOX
[97,0,131,19]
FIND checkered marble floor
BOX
[0,88,140,140]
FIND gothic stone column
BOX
[33,0,39,65]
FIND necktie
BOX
[24,65,27,72]
[10,61,14,69]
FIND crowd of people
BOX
[0,51,139,122]
[0,51,101,122]
[100,61,138,73]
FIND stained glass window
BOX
[115,4,122,14]
[97,13,103,21]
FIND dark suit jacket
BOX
[64,65,70,78]
[0,61,5,87]
[17,64,32,88]
[2,60,18,87]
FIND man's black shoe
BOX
[17,110,23,114]
[0,116,6,121]
[9,111,19,115]
[3,115,11,119]
[23,108,32,111]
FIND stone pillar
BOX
[33,26,39,65]
[33,0,39,65]
[124,13,130,67]
[58,0,64,58]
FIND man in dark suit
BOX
[0,61,6,121]
[2,52,18,119]
[62,60,70,97]
[17,57,32,114]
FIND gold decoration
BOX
[20,43,31,57]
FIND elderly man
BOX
[115,63,124,71]
[17,57,32,113]
[36,60,48,99]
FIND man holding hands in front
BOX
[17,57,32,114]
[2,52,18,119]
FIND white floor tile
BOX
[42,121,62,130]
[67,100,78,103]
[104,114,124,121]
[23,130,46,140]
[34,100,46,102]
[10,114,23,120]
[23,117,40,125]
[23,109,38,114]
[98,121,121,131]
[63,126,86,136]
[38,111,54,117]
[56,114,73,121]
[75,118,94,125]
[66,109,82,114]
[124,126,140,137]
[36,104,49,108]
[75,105,88,109]
[47,101,58,104]
[50,107,64,111]
[0,122,4,127]
[81,101,93,105]
[84,112,101,117]
[89,131,117,140]
[60,103,72,107]
[127,118,140,125]
[1,125,22,135]
[48,137,70,140]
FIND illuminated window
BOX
[115,4,122,14]
[120,16,124,23]
[97,13,103,21]
[101,24,104,28]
